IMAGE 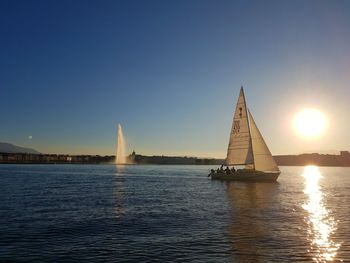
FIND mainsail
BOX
[248,111,279,172]
[226,87,254,166]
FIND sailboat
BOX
[210,87,280,181]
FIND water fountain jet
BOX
[116,124,126,164]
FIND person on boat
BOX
[231,166,236,173]
[216,168,220,173]
[208,169,215,177]
[225,166,230,175]
[220,165,224,172]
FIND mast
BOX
[242,87,255,170]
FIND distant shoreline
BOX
[1,163,350,168]
[1,151,350,167]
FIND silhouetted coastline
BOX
[1,151,350,167]
[274,151,350,167]
[0,153,115,164]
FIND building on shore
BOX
[0,153,115,164]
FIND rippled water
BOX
[0,165,349,262]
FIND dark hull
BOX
[210,171,280,182]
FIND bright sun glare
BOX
[293,108,327,139]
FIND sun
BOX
[293,108,328,139]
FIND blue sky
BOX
[1,0,349,157]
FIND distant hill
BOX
[0,142,40,154]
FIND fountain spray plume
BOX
[116,124,126,164]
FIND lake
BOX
[0,165,349,262]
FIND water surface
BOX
[0,165,349,262]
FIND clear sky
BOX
[1,0,349,157]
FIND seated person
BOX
[208,169,215,177]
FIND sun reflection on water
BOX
[302,165,341,262]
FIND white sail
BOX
[248,110,279,172]
[226,87,254,166]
